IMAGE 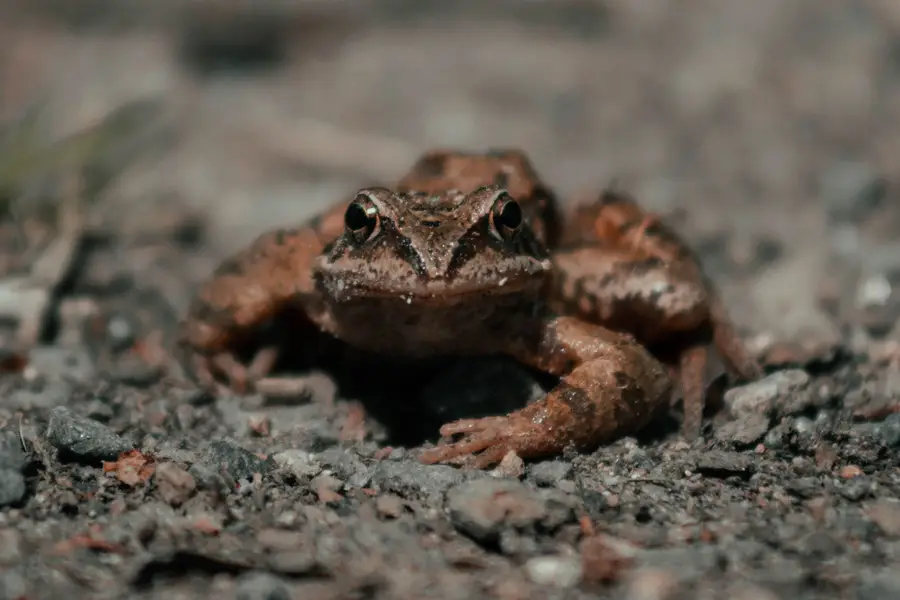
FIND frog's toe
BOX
[471,444,515,469]
[247,346,280,381]
[420,415,528,467]
[438,416,510,437]
[210,352,251,393]
[418,433,501,465]
[188,353,217,389]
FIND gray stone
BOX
[45,406,132,462]
[445,479,575,544]
[715,414,770,446]
[196,439,273,481]
[527,460,573,487]
[878,413,900,447]
[695,451,754,478]
[0,431,26,471]
[724,369,811,417]
[271,449,323,480]
[0,470,25,507]
[235,571,291,600]
[856,570,900,600]
[525,556,583,587]
[371,459,469,504]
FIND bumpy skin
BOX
[180,149,760,466]
[396,149,562,248]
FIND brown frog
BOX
[180,150,760,467]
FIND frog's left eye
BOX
[489,192,523,241]
[345,193,380,244]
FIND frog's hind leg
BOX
[554,189,762,438]
[549,246,710,345]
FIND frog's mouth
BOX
[356,277,539,302]
[320,269,547,305]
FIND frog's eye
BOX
[344,193,380,244]
[489,192,523,241]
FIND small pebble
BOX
[311,474,343,493]
[175,405,196,431]
[446,479,575,545]
[271,449,322,479]
[154,462,196,507]
[45,407,132,462]
[838,476,871,502]
[0,470,25,507]
[375,494,404,519]
[763,424,789,450]
[840,465,863,479]
[105,315,136,352]
[492,451,525,479]
[792,416,815,437]
[0,529,22,566]
[0,431,26,472]
[235,571,290,600]
[196,439,272,481]
[695,451,754,478]
[370,460,466,504]
[878,413,900,446]
[527,460,573,487]
[714,414,770,446]
[724,369,810,417]
[857,274,892,307]
[525,556,582,588]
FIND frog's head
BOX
[315,185,552,306]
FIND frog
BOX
[179,149,761,466]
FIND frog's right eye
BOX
[345,193,380,244]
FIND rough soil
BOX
[1,1,900,599]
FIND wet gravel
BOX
[0,336,898,599]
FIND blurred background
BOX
[1,0,899,358]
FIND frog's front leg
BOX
[180,201,347,393]
[418,316,672,469]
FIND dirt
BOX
[1,1,900,599]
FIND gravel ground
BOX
[1,2,900,599]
